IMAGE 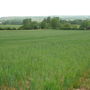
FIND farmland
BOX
[0,25,22,29]
[0,30,90,90]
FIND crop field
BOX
[0,30,90,90]
[0,25,22,29]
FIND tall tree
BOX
[51,17,60,29]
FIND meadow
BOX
[0,30,90,90]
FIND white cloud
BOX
[0,0,90,17]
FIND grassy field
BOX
[0,30,90,90]
[0,25,22,29]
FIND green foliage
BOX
[0,30,90,89]
[22,17,61,30]
[40,18,51,29]
[21,17,90,30]
[21,19,40,30]
[50,17,60,29]
[60,23,72,30]
[80,20,90,30]
[1,17,90,30]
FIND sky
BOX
[0,0,90,17]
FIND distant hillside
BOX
[0,16,90,25]
[0,16,45,22]
[0,16,46,25]
[58,15,90,20]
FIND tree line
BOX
[20,17,90,30]
[0,17,90,30]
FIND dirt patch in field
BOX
[0,79,31,90]
[0,86,16,90]
[74,70,90,90]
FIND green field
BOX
[0,25,22,29]
[0,30,90,90]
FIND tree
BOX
[30,21,40,29]
[21,19,40,30]
[22,19,32,29]
[40,18,51,29]
[51,17,60,29]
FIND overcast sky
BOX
[0,0,90,17]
